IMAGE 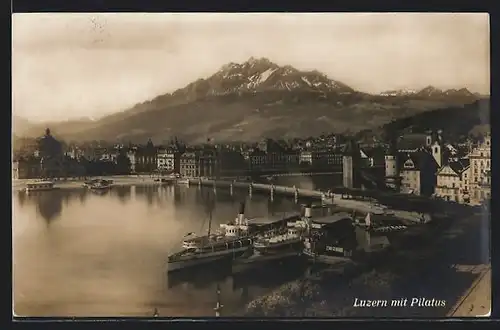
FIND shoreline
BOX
[11,176,165,192]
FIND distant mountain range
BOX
[13,57,487,144]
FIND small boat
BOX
[252,219,309,255]
[177,178,190,185]
[25,180,56,192]
[87,179,112,191]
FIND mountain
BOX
[380,86,477,101]
[12,116,35,136]
[376,98,490,140]
[15,57,482,143]
[13,117,97,140]
[379,88,417,97]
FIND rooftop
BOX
[246,212,301,226]
[312,211,353,225]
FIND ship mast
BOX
[207,193,214,238]
[207,206,213,237]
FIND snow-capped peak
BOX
[205,57,354,96]
[380,88,417,96]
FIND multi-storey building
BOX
[248,149,267,172]
[435,159,470,203]
[179,151,199,178]
[135,139,157,173]
[126,148,137,173]
[218,149,246,177]
[398,150,439,196]
[157,147,179,173]
[467,134,491,204]
[433,133,490,205]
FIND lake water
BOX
[13,175,343,317]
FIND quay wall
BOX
[187,179,424,223]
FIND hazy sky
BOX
[12,13,490,122]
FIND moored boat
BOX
[168,202,254,272]
[25,180,56,192]
[177,178,190,185]
[252,207,310,255]
[182,204,301,250]
[87,179,113,191]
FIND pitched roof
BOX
[448,159,470,175]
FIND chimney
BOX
[304,203,312,218]
[237,202,245,224]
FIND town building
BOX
[386,130,446,194]
[12,156,42,179]
[198,150,218,178]
[217,149,247,177]
[179,151,199,178]
[399,150,439,196]
[126,148,137,173]
[135,139,157,173]
[466,133,491,204]
[434,133,490,205]
[157,147,180,173]
[248,149,267,173]
[435,159,470,203]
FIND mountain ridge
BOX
[13,57,484,143]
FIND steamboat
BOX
[232,205,317,273]
[168,203,255,272]
[182,203,301,250]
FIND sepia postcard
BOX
[12,12,491,318]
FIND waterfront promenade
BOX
[447,265,491,317]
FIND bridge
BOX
[187,178,473,221]
[260,171,342,178]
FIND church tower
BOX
[431,129,443,168]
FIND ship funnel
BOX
[304,204,312,218]
[237,202,245,225]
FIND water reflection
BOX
[12,184,310,317]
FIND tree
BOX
[115,151,131,175]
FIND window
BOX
[434,147,438,154]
